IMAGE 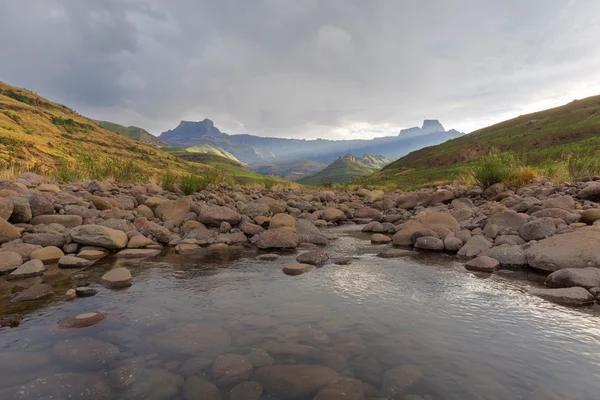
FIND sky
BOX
[1,0,600,140]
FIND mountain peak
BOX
[421,119,445,133]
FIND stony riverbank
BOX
[2,172,600,323]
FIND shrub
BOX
[180,173,203,195]
[321,179,333,188]
[505,166,537,187]
[7,90,33,105]
[567,153,600,180]
[471,150,517,188]
[263,177,276,190]
[54,163,84,182]
[161,170,177,191]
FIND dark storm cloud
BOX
[1,0,599,138]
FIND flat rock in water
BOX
[12,283,54,302]
[251,364,339,399]
[228,381,263,400]
[30,246,64,264]
[529,287,595,306]
[99,267,133,289]
[58,312,108,329]
[465,256,500,273]
[545,268,600,289]
[7,259,45,280]
[313,378,365,400]
[371,233,392,244]
[377,249,417,258]
[77,248,109,260]
[296,250,329,265]
[58,255,93,268]
[0,251,23,275]
[212,354,253,387]
[257,253,279,261]
[116,249,161,258]
[283,263,312,276]
[70,225,128,249]
[525,229,600,272]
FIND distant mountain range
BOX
[96,120,169,148]
[297,153,390,186]
[158,119,463,173]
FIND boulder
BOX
[479,245,527,266]
[457,236,492,258]
[269,213,296,229]
[28,194,54,217]
[576,183,600,201]
[12,283,54,302]
[99,267,133,289]
[155,198,191,222]
[519,217,556,241]
[296,250,329,265]
[0,218,21,243]
[529,287,595,306]
[70,225,128,249]
[8,196,32,223]
[0,197,13,220]
[545,268,600,289]
[239,203,271,218]
[543,195,574,210]
[252,364,339,399]
[212,354,253,387]
[30,246,64,264]
[14,372,112,400]
[108,356,145,389]
[198,205,241,227]
[392,212,460,246]
[443,236,463,252]
[465,256,500,272]
[531,208,580,224]
[140,221,171,244]
[0,243,41,261]
[581,209,600,225]
[58,255,94,268]
[354,207,380,219]
[7,259,45,280]
[525,229,600,271]
[426,189,454,205]
[31,214,83,228]
[314,378,365,400]
[371,233,392,244]
[414,236,444,251]
[58,312,109,329]
[321,208,346,223]
[252,227,299,249]
[283,263,312,276]
[86,194,113,210]
[381,365,423,398]
[0,251,22,275]
[52,337,120,369]
[486,211,528,231]
[22,232,67,248]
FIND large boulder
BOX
[251,227,299,249]
[486,211,527,231]
[155,198,191,222]
[99,267,133,289]
[531,208,580,224]
[52,337,120,369]
[519,217,556,241]
[140,221,171,244]
[198,205,241,227]
[211,354,253,387]
[576,183,600,201]
[0,218,21,244]
[529,287,595,306]
[269,213,296,229]
[414,236,444,251]
[70,225,128,249]
[426,189,454,206]
[252,364,339,399]
[545,268,600,289]
[526,229,600,272]
[479,245,527,266]
[354,207,380,219]
[457,236,492,258]
[581,209,600,225]
[465,256,500,272]
[7,259,45,280]
[321,208,346,223]
[7,196,32,223]
[396,192,430,210]
[542,195,574,210]
[392,213,460,246]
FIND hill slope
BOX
[96,120,168,148]
[297,153,390,185]
[185,144,241,163]
[362,95,600,188]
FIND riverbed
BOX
[1,224,599,399]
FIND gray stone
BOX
[519,217,556,241]
[487,211,528,231]
[576,183,600,201]
[198,205,241,227]
[12,283,54,302]
[31,214,83,228]
[70,225,128,249]
[414,236,444,251]
[313,378,365,400]
[58,255,94,268]
[116,249,161,258]
[283,263,312,276]
[443,236,463,252]
[480,245,527,266]
[545,268,600,289]
[525,229,600,271]
[531,208,580,224]
[0,218,21,244]
[457,235,492,258]
[7,259,45,280]
[251,227,299,249]
[0,251,22,274]
[252,364,339,399]
[465,256,500,272]
[8,196,32,223]
[296,250,329,265]
[212,354,253,387]
[529,287,595,306]
[0,197,14,220]
[371,233,392,244]
[99,267,133,289]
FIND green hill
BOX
[254,158,327,181]
[186,144,241,163]
[96,120,168,148]
[297,156,381,186]
[361,95,600,189]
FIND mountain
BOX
[96,120,169,148]
[297,153,390,186]
[158,119,463,170]
[361,94,600,189]
[253,158,327,181]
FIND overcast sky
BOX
[2,0,600,139]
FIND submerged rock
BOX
[252,364,340,399]
[52,337,120,369]
[283,263,312,276]
[14,372,112,400]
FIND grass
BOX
[471,150,518,188]
[161,170,177,191]
[297,158,379,186]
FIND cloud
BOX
[1,0,600,139]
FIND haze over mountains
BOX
[159,119,463,170]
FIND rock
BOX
[519,217,557,241]
[483,182,505,198]
[65,288,76,300]
[70,225,128,249]
[212,354,253,387]
[116,249,161,258]
[0,196,13,220]
[177,357,212,378]
[240,203,271,218]
[426,189,454,205]
[581,209,600,224]
[269,213,296,229]
[381,365,424,398]
[198,205,241,227]
[443,236,463,252]
[457,236,492,258]
[414,236,444,251]
[183,376,222,400]
[483,223,500,239]
[31,214,83,227]
[283,263,312,276]
[377,249,417,258]
[543,195,574,210]
[58,312,109,329]
[396,192,429,209]
[252,364,339,399]
[228,381,263,400]
[30,246,64,264]
[479,245,527,266]
[531,208,580,224]
[545,268,600,289]
[136,204,154,219]
[0,251,22,275]
[371,233,392,244]
[296,250,329,265]
[88,180,110,193]
[52,337,120,369]
[58,255,94,268]
[0,243,41,261]
[76,287,98,297]
[0,217,21,244]
[7,259,45,280]
[86,194,113,210]
[314,378,365,400]
[354,207,380,219]
[576,183,600,201]
[252,227,299,249]
[465,256,500,272]
[22,232,67,248]
[8,196,32,223]
[154,323,231,359]
[140,221,171,244]
[99,267,133,289]
[1,314,24,327]
[247,348,274,368]
[392,212,460,246]
[108,356,145,389]
[529,287,595,306]
[127,368,184,400]
[487,211,528,231]
[525,229,600,271]
[257,253,279,261]
[14,372,112,400]
[155,198,191,222]
[12,283,54,302]
[28,194,54,217]
[322,208,346,222]
[127,235,154,248]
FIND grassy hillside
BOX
[186,144,241,163]
[96,120,168,148]
[297,157,378,186]
[362,95,600,189]
[254,158,327,181]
